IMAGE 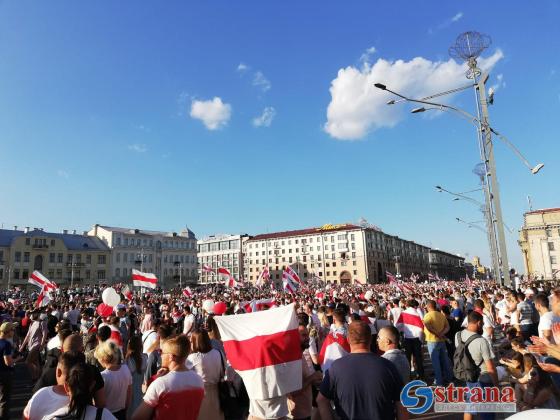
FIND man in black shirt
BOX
[317,320,408,420]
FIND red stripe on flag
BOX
[398,312,424,329]
[132,274,157,284]
[222,329,301,370]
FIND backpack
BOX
[453,331,484,382]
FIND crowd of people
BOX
[0,277,560,420]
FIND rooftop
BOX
[0,228,110,251]
[249,223,370,241]
[96,224,196,239]
[525,207,560,215]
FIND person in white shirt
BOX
[183,306,196,336]
[24,352,83,420]
[43,362,116,420]
[141,319,159,355]
[63,304,80,331]
[535,293,559,344]
[94,341,132,420]
[186,330,224,420]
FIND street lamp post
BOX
[375,32,544,286]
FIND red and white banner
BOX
[319,331,350,371]
[396,308,424,339]
[214,303,302,400]
[218,267,238,288]
[386,271,396,284]
[28,271,57,291]
[183,287,193,298]
[283,266,302,284]
[36,285,52,307]
[256,266,270,287]
[202,264,215,273]
[131,269,158,289]
[122,285,133,301]
[282,272,299,294]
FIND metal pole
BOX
[180,263,182,290]
[477,74,511,285]
[71,263,74,289]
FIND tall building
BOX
[518,207,560,280]
[428,249,465,280]
[197,234,250,283]
[0,226,111,288]
[88,224,197,287]
[243,222,431,285]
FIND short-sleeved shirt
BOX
[454,330,495,383]
[0,339,13,371]
[24,386,69,420]
[382,349,410,384]
[144,370,204,420]
[423,311,448,342]
[320,353,403,420]
[186,349,222,385]
[538,311,559,341]
[100,364,132,412]
[42,405,116,420]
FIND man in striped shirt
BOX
[396,299,425,380]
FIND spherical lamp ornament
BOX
[202,299,215,313]
[213,301,227,315]
[102,287,120,307]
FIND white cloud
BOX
[57,169,69,179]
[451,12,464,22]
[253,71,271,92]
[253,107,276,127]
[190,97,232,130]
[359,46,377,68]
[128,144,148,153]
[324,49,504,140]
[237,63,249,73]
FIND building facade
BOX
[197,234,250,283]
[0,227,111,288]
[518,208,560,280]
[428,249,466,280]
[243,222,431,285]
[88,224,197,287]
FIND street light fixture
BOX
[375,31,545,285]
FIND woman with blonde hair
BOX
[95,341,132,420]
[187,329,224,420]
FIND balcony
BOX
[32,244,49,249]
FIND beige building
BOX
[0,226,111,288]
[197,234,250,283]
[243,222,431,285]
[88,224,198,287]
[519,208,560,280]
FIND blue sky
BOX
[1,1,559,270]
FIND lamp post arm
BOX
[489,127,533,171]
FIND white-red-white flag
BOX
[386,271,397,284]
[203,264,215,273]
[283,266,302,284]
[131,269,158,289]
[319,330,350,371]
[214,303,302,400]
[218,267,238,288]
[28,271,57,291]
[256,266,270,287]
[122,285,133,301]
[428,273,436,282]
[282,271,299,294]
[36,285,52,307]
[183,287,193,298]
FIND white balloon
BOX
[340,287,345,293]
[364,291,373,300]
[202,299,215,313]
[102,287,120,307]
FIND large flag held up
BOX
[284,265,302,284]
[131,269,158,289]
[28,271,57,291]
[214,303,302,400]
[256,266,270,287]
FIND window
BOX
[115,268,120,277]
[350,234,355,241]
[123,253,128,262]
[124,238,129,246]
[76,254,81,263]
[85,270,90,279]
[97,270,106,280]
[549,242,555,251]
[24,252,30,263]
[49,253,55,263]
[58,253,63,263]
[50,239,55,246]
[67,254,73,263]
[25,238,30,245]
[86,255,91,264]
[116,237,121,246]
[551,256,558,265]
[14,270,20,279]
[15,252,21,262]
[149,254,153,263]
[22,270,28,279]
